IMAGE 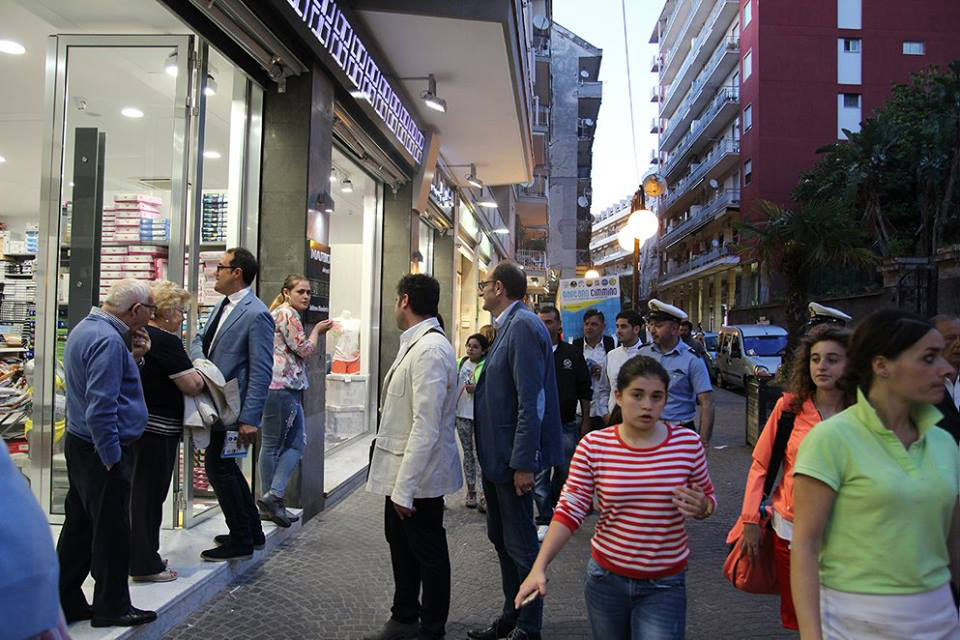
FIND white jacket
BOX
[365,318,463,508]
[183,359,241,449]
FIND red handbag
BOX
[723,523,779,594]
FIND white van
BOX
[715,324,789,389]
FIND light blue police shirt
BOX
[638,339,712,423]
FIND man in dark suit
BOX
[190,248,275,561]
[932,314,960,444]
[469,262,562,640]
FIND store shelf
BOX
[1,253,38,259]
[0,348,26,353]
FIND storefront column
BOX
[378,183,414,390]
[697,278,705,328]
[259,65,334,519]
[714,272,724,329]
[433,230,455,340]
[727,268,737,313]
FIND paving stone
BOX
[164,388,796,639]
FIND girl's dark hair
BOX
[787,324,853,412]
[843,308,935,395]
[466,333,490,351]
[616,355,670,393]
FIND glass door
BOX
[33,35,194,520]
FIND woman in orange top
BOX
[727,325,852,629]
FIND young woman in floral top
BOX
[258,275,333,527]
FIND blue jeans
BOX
[259,388,305,498]
[584,558,686,640]
[533,420,580,525]
[482,477,542,633]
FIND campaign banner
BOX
[556,277,620,341]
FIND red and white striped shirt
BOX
[553,424,717,579]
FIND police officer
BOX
[806,302,852,332]
[638,299,714,445]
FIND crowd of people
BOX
[4,256,959,639]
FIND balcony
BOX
[593,247,631,267]
[651,53,662,72]
[661,0,740,118]
[590,229,619,251]
[579,81,602,100]
[661,0,711,86]
[650,116,662,134]
[660,244,739,286]
[517,249,547,272]
[533,104,550,134]
[659,139,740,215]
[661,37,740,150]
[518,174,548,200]
[533,33,550,59]
[650,85,661,103]
[661,189,740,248]
[662,86,740,181]
[659,0,690,55]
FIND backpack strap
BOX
[458,356,468,371]
[762,409,797,499]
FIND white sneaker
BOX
[537,525,549,542]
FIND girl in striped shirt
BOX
[515,355,716,639]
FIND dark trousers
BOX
[129,431,180,576]
[589,416,607,432]
[57,433,133,618]
[483,477,543,633]
[384,496,451,639]
[205,429,263,547]
[534,421,580,525]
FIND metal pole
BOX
[633,236,640,311]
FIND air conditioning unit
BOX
[690,120,700,134]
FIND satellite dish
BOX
[583,118,595,127]
[577,195,590,208]
[533,15,550,30]
[708,179,720,190]
[579,69,590,78]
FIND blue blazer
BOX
[474,302,563,484]
[190,291,275,428]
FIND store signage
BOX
[285,0,425,164]
[429,171,455,219]
[556,277,621,341]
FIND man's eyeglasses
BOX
[215,264,235,272]
[477,280,493,294]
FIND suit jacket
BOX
[474,302,563,483]
[573,335,615,354]
[189,291,274,428]
[366,319,463,507]
[934,395,960,445]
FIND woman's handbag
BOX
[723,410,797,594]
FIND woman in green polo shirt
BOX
[792,309,959,639]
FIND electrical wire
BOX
[621,0,641,185]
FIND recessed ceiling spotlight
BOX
[121,107,144,119]
[165,51,178,77]
[204,74,217,96]
[341,179,354,194]
[478,199,498,208]
[0,40,26,55]
[330,170,337,183]
[203,150,222,159]
[0,155,7,164]
[493,228,510,235]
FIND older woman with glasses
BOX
[129,280,205,583]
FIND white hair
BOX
[104,278,152,310]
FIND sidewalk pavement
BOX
[165,388,796,639]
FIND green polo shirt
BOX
[794,389,959,595]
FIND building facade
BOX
[650,0,960,330]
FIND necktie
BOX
[201,302,227,357]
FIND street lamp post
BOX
[618,174,665,310]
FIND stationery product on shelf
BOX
[201,193,228,243]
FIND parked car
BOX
[715,325,788,389]
[700,331,719,382]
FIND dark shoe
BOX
[201,543,254,562]
[214,533,265,549]
[505,630,540,640]
[362,618,419,640]
[257,493,291,528]
[277,496,300,523]
[467,618,515,640]
[64,606,93,624]
[90,607,157,628]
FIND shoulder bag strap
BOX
[762,410,797,499]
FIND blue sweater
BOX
[65,311,148,466]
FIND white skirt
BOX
[821,583,959,640]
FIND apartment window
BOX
[903,41,926,56]
[743,160,753,185]
[742,50,753,81]
[838,93,862,139]
[743,104,753,132]
[743,0,752,27]
[837,38,862,84]
[838,0,862,29]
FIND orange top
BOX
[726,394,823,544]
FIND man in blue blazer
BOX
[190,248,275,562]
[469,262,562,640]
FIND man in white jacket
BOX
[365,274,463,640]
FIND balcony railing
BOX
[516,249,547,271]
[661,38,740,145]
[651,54,662,72]
[650,116,662,134]
[534,104,550,131]
[518,175,548,199]
[662,86,739,177]
[659,140,740,213]
[650,85,661,103]
[662,0,705,78]
[533,34,550,57]
[660,189,740,246]
[662,244,736,279]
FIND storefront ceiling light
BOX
[0,40,25,55]
[466,164,483,189]
[121,107,144,119]
[349,90,370,101]
[203,150,222,160]
[0,155,6,163]
[329,170,337,183]
[165,51,178,77]
[493,228,510,235]
[341,179,354,193]
[478,199,498,208]
[204,74,217,96]
[420,75,446,113]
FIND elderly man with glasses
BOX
[58,278,158,628]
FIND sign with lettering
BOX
[429,170,455,219]
[284,0,425,164]
[556,277,621,341]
